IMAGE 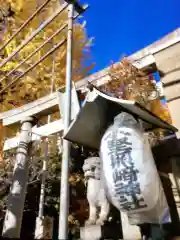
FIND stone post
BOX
[2,117,36,238]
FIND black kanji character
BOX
[119,130,131,136]
[113,168,139,183]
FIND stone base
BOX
[34,216,53,239]
[80,225,101,240]
[121,212,141,240]
[80,222,122,240]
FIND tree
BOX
[0,0,94,153]
[100,58,172,144]
[0,0,93,108]
[0,0,93,237]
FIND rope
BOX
[19,129,59,138]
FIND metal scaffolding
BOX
[0,0,88,239]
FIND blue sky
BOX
[82,0,180,73]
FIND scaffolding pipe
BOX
[0,38,67,94]
[58,3,74,239]
[0,2,68,69]
[0,0,51,53]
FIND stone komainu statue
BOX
[82,157,110,225]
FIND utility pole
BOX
[58,3,74,239]
[58,1,87,239]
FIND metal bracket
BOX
[64,0,88,14]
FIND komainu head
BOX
[82,157,101,180]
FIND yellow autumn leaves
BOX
[0,0,93,112]
[104,58,172,124]
[0,0,93,162]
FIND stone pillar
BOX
[2,117,36,238]
[154,42,180,138]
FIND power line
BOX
[0,2,68,69]
[0,23,68,84]
[0,7,85,93]
[0,38,67,94]
[0,0,51,53]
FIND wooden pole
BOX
[2,117,36,238]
